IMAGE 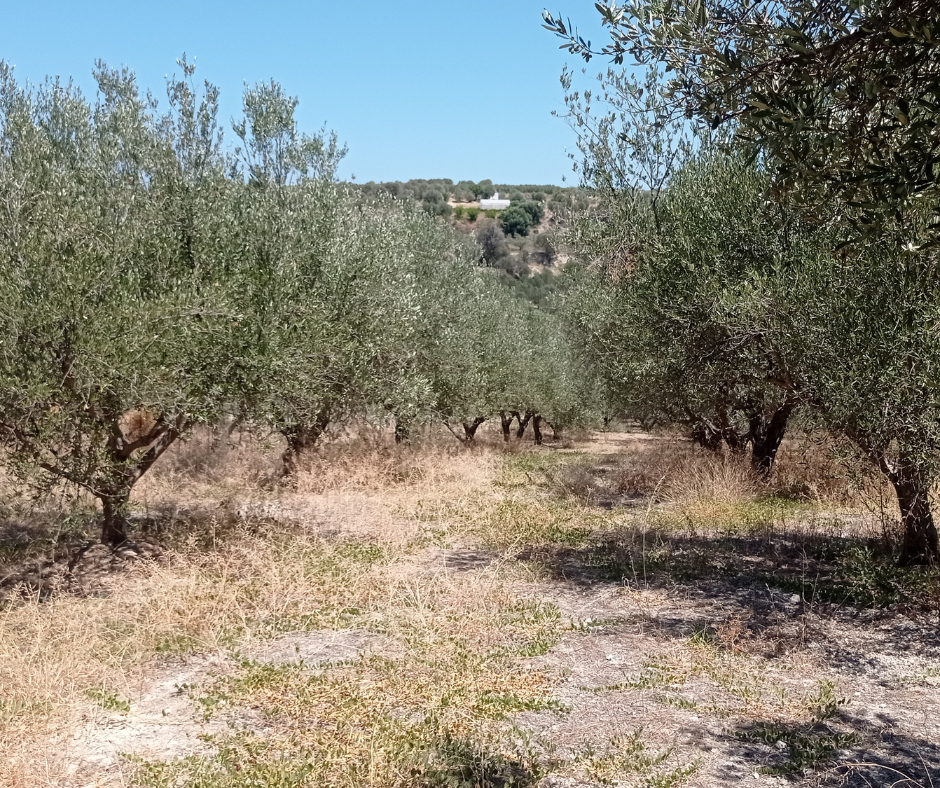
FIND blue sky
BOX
[1,2,608,185]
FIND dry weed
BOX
[603,636,830,723]
[771,432,891,507]
[0,428,508,787]
[0,521,393,784]
[128,551,565,787]
[1,427,933,787]
[659,453,760,505]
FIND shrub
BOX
[495,254,530,279]
[532,233,558,265]
[476,220,509,264]
[499,205,534,237]
[519,201,545,226]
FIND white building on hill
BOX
[479,192,510,210]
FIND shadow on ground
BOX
[520,520,940,616]
[731,711,940,787]
[512,498,940,787]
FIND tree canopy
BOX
[552,1,940,564]
[545,1,940,240]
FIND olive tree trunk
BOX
[394,417,411,444]
[544,420,560,441]
[499,411,514,442]
[75,414,188,545]
[514,411,534,440]
[462,417,486,445]
[532,415,544,446]
[280,408,331,476]
[689,418,723,452]
[892,470,939,566]
[99,490,131,545]
[747,403,794,476]
[851,435,939,566]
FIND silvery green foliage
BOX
[558,64,691,202]
[546,1,940,242]
[551,2,940,561]
[0,59,245,541]
[232,79,346,185]
[559,59,798,466]
[0,54,588,540]
[568,147,800,460]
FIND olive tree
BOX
[225,80,362,473]
[569,148,804,473]
[0,60,248,543]
[769,223,940,565]
[559,62,800,473]
[549,1,940,562]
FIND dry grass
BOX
[0,525,385,784]
[1,426,936,787]
[140,426,496,500]
[579,428,889,510]
[137,571,564,787]
[599,634,836,721]
[0,428,511,787]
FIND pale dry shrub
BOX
[609,430,884,509]
[610,437,709,500]
[136,426,499,545]
[771,431,891,508]
[659,452,760,506]
[145,424,495,494]
[554,462,603,504]
[597,436,799,533]
[290,434,498,499]
[144,425,280,490]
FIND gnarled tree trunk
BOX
[499,411,514,442]
[747,403,794,476]
[462,417,486,445]
[99,490,131,545]
[394,417,411,444]
[514,411,533,440]
[851,435,939,566]
[87,413,187,545]
[543,420,561,441]
[690,419,723,452]
[892,469,939,566]
[532,415,543,446]
[280,408,331,476]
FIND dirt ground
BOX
[1,430,938,787]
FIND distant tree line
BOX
[352,178,587,218]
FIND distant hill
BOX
[345,179,593,308]
[347,178,590,218]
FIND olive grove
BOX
[549,1,940,564]
[0,59,589,543]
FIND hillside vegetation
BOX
[350,178,591,306]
